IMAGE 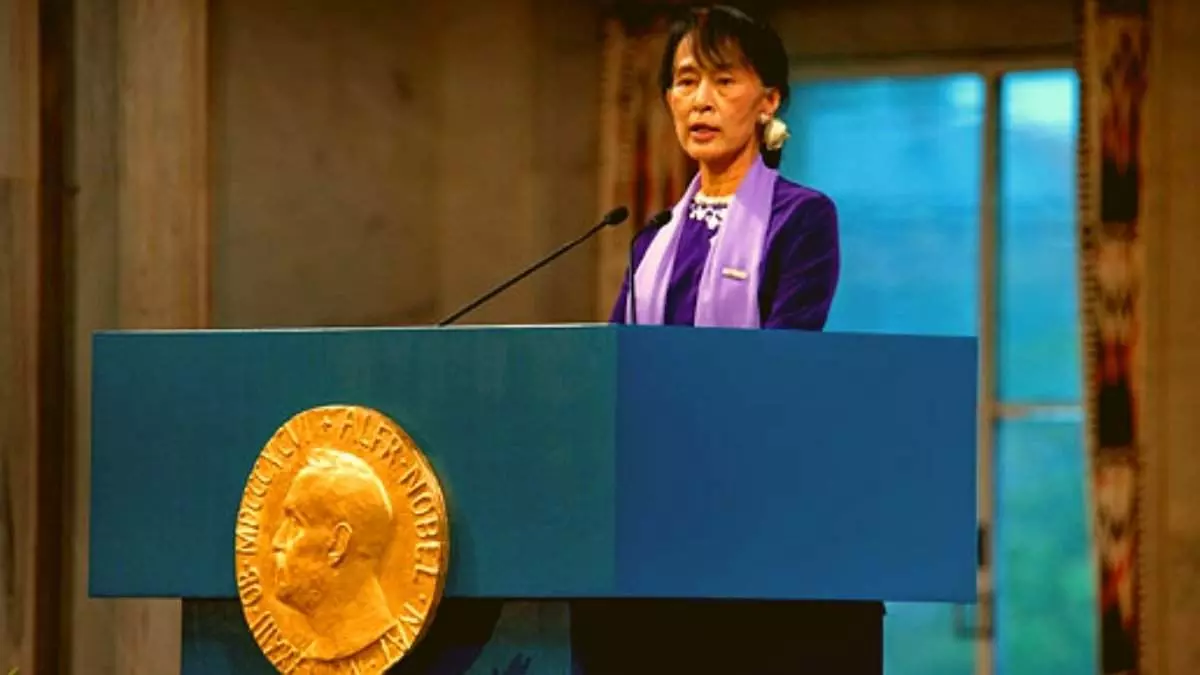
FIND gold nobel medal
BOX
[234,405,449,674]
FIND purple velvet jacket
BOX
[609,177,840,329]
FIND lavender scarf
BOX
[631,154,778,327]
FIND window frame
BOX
[785,51,1078,675]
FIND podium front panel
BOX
[91,325,976,604]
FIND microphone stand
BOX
[438,207,629,327]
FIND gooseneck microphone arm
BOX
[437,206,630,327]
[628,209,673,325]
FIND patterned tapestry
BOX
[1080,0,1149,672]
[594,10,694,319]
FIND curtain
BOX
[594,9,694,319]
[1080,0,1149,672]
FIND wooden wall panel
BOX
[112,1,210,674]
[0,0,40,671]
[68,0,119,670]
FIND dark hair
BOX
[658,5,791,168]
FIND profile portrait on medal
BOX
[271,447,400,661]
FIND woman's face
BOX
[665,35,780,168]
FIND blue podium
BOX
[89,324,977,674]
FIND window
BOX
[994,69,1094,675]
[782,75,982,338]
[780,68,1094,675]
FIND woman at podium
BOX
[589,5,884,674]
[608,5,838,331]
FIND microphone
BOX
[438,206,631,326]
[628,209,672,325]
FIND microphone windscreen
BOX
[604,205,630,225]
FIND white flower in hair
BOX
[763,117,790,151]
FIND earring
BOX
[762,116,790,151]
[759,112,770,125]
